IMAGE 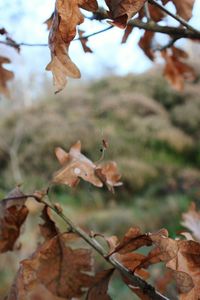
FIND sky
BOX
[0,0,200,95]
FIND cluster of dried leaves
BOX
[53,140,122,192]
[0,141,200,300]
[45,0,198,92]
[0,0,199,96]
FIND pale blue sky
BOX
[0,0,200,88]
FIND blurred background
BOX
[1,0,200,299]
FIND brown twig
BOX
[128,19,200,39]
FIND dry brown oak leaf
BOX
[0,187,28,253]
[105,0,146,28]
[53,140,103,187]
[150,231,200,300]
[7,206,94,300]
[46,0,99,93]
[46,0,83,93]
[138,31,155,61]
[95,161,123,192]
[53,141,123,190]
[162,48,196,91]
[0,56,14,97]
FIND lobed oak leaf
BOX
[162,48,196,91]
[53,141,103,187]
[86,269,114,300]
[105,0,146,28]
[181,202,200,242]
[46,0,83,93]
[8,234,94,299]
[149,231,200,299]
[138,31,155,61]
[95,161,123,192]
[0,187,28,253]
[78,29,93,53]
[0,56,14,97]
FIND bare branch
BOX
[128,19,200,39]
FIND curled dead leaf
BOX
[53,141,103,187]
[96,161,123,192]
[46,0,83,93]
[8,233,94,300]
[105,0,146,28]
[0,187,28,253]
[149,231,200,299]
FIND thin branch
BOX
[2,192,169,300]
[0,40,47,47]
[148,0,200,34]
[0,25,113,48]
[74,25,113,40]
[128,19,200,39]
